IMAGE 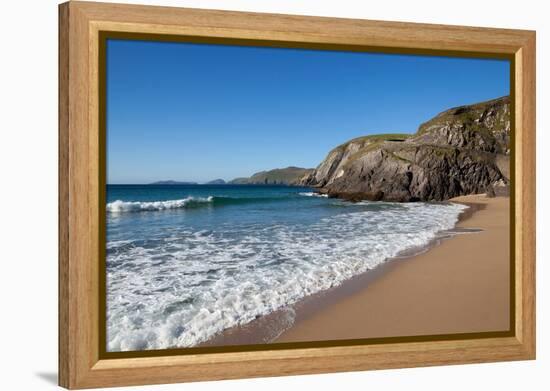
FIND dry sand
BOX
[275,194,511,343]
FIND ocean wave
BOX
[107,195,304,213]
[106,201,468,351]
[106,196,214,213]
[299,192,328,198]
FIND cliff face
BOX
[230,166,314,185]
[301,96,510,202]
[302,134,410,187]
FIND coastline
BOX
[201,194,510,347]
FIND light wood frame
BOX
[59,1,536,389]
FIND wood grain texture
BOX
[516,34,536,355]
[58,1,536,388]
[58,3,70,387]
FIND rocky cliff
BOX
[230,166,314,185]
[301,96,510,202]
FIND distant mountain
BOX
[149,180,197,185]
[206,179,226,185]
[229,167,314,185]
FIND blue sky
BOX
[106,39,510,184]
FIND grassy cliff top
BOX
[331,133,411,153]
[418,95,510,135]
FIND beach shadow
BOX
[35,372,57,385]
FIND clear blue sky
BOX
[106,39,510,184]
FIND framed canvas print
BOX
[58,1,536,389]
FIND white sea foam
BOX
[106,196,213,213]
[106,201,468,351]
[299,192,328,198]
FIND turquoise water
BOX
[106,184,467,351]
[108,184,340,231]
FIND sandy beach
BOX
[203,194,511,347]
[275,194,511,343]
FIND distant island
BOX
[206,179,226,185]
[149,180,198,185]
[229,166,313,185]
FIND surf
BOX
[105,188,468,351]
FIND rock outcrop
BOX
[301,96,510,202]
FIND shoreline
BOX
[201,194,510,347]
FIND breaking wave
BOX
[106,195,301,213]
[299,192,328,198]
[106,196,214,212]
[106,200,468,351]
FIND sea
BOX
[106,184,467,351]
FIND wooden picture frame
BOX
[59,1,536,389]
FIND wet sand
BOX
[276,194,510,342]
